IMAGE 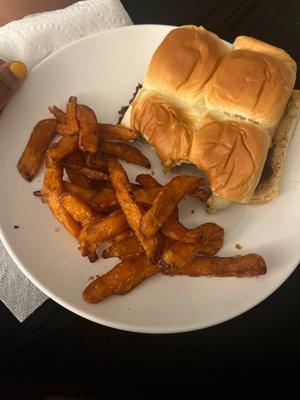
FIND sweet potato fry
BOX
[136,174,161,188]
[62,163,108,181]
[99,123,138,142]
[100,142,151,168]
[134,187,161,205]
[64,150,93,189]
[162,253,266,277]
[79,210,129,255]
[60,193,97,226]
[83,255,160,303]
[63,181,98,203]
[77,104,99,153]
[49,106,67,124]
[141,176,204,238]
[56,96,79,135]
[17,119,57,181]
[88,187,118,212]
[86,153,108,172]
[47,135,79,161]
[190,187,210,204]
[102,234,144,260]
[110,230,132,243]
[43,158,81,238]
[108,160,161,264]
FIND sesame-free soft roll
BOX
[122,26,298,211]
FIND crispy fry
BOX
[102,234,144,260]
[100,142,151,168]
[64,181,98,203]
[86,153,108,172]
[64,150,93,189]
[79,210,129,255]
[56,96,79,135]
[190,187,210,204]
[62,163,108,181]
[141,176,204,238]
[136,174,161,188]
[83,255,160,303]
[134,187,161,205]
[162,253,266,277]
[47,135,78,161]
[60,193,98,225]
[110,230,132,243]
[43,159,81,238]
[33,190,43,197]
[17,119,57,181]
[99,123,138,142]
[87,252,98,263]
[108,160,161,264]
[77,104,99,153]
[88,187,118,212]
[49,106,67,124]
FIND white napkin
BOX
[0,0,132,322]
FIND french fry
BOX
[17,119,57,181]
[88,187,118,212]
[60,192,98,225]
[136,174,161,188]
[87,252,98,263]
[86,153,108,172]
[162,253,267,277]
[99,123,138,142]
[190,187,210,204]
[48,106,67,124]
[141,175,204,238]
[64,150,93,189]
[63,181,98,203]
[43,158,81,238]
[47,135,79,161]
[83,255,160,303]
[134,187,161,205]
[100,142,151,168]
[56,96,79,135]
[110,230,132,243]
[79,210,129,255]
[108,160,161,264]
[77,104,99,153]
[62,163,108,181]
[102,234,144,260]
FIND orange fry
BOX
[62,163,108,181]
[17,119,57,181]
[83,255,160,303]
[190,187,210,204]
[108,159,161,264]
[60,193,98,226]
[141,175,204,238]
[86,153,108,172]
[79,210,129,255]
[88,187,118,212]
[63,181,98,203]
[56,96,79,135]
[77,104,99,153]
[99,123,138,142]
[43,159,81,238]
[48,106,67,124]
[100,142,151,168]
[47,135,78,161]
[162,253,267,277]
[136,174,161,188]
[134,187,161,205]
[64,150,93,189]
[102,234,144,260]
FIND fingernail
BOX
[9,61,27,80]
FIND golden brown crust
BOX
[144,25,228,102]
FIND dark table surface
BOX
[1,1,300,399]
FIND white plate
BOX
[0,25,299,333]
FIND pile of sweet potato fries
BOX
[17,97,266,304]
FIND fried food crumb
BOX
[13,225,19,229]
[151,170,155,176]
[190,210,195,214]
[88,276,94,281]
[235,244,242,250]
[55,227,60,233]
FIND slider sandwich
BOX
[122,26,300,212]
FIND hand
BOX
[0,60,27,111]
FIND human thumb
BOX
[0,60,27,111]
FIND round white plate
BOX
[0,25,299,333]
